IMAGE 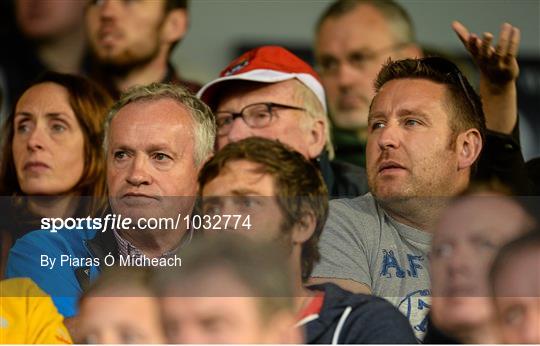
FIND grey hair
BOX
[294,81,335,159]
[316,0,416,45]
[103,83,216,166]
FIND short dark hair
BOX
[153,235,294,319]
[374,57,486,156]
[316,0,416,44]
[198,137,329,282]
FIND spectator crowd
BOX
[1,0,538,344]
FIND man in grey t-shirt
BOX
[311,57,486,338]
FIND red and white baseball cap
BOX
[197,45,327,113]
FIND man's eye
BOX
[503,305,525,326]
[120,330,141,344]
[203,203,222,215]
[318,57,338,73]
[253,110,271,119]
[476,238,496,251]
[114,151,127,160]
[404,119,421,127]
[216,115,233,127]
[370,122,385,130]
[154,153,171,161]
[432,243,453,258]
[349,52,369,67]
[233,196,259,209]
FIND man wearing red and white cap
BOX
[197,45,368,199]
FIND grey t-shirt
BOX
[312,193,432,339]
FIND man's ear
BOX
[306,119,326,159]
[456,128,483,170]
[292,212,316,245]
[161,9,188,45]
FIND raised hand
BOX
[452,21,520,86]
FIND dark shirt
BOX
[304,283,418,344]
[331,127,367,169]
[422,314,460,344]
[89,62,202,100]
[475,125,534,195]
[0,30,92,111]
[316,151,368,199]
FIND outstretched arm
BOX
[453,21,520,134]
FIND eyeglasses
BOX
[215,102,307,136]
[420,56,481,120]
[317,42,410,75]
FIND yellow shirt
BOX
[0,278,72,344]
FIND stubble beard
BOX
[94,42,162,77]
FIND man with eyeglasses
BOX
[315,1,531,196]
[315,0,422,168]
[197,45,368,199]
[310,57,486,340]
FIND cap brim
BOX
[196,69,327,113]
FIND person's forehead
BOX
[166,297,260,322]
[371,78,449,116]
[317,4,396,49]
[18,82,70,106]
[204,160,275,195]
[87,0,166,14]
[113,98,191,127]
[82,295,158,313]
[436,197,528,241]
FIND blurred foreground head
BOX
[490,229,540,344]
[77,267,165,344]
[198,137,329,283]
[430,183,535,343]
[154,234,302,344]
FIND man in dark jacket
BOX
[198,137,417,343]
[197,45,368,199]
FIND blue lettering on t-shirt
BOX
[380,249,406,278]
[398,289,431,335]
[406,254,424,278]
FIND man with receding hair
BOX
[315,0,422,167]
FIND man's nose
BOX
[97,0,121,19]
[125,155,152,186]
[446,245,473,278]
[376,123,400,150]
[226,117,254,144]
[336,62,359,89]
